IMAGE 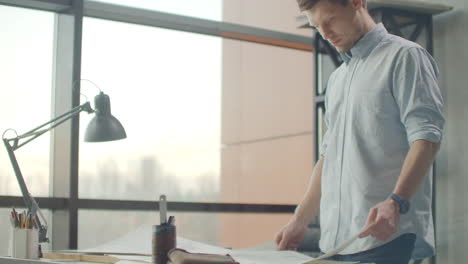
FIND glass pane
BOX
[220,39,313,205]
[79,16,313,205]
[0,208,51,256]
[0,5,54,197]
[78,210,292,250]
[79,17,221,202]
[89,0,222,21]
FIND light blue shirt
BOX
[319,23,444,258]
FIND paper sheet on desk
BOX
[70,225,231,256]
[303,234,360,263]
[230,250,313,264]
[65,225,360,264]
[65,225,313,263]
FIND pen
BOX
[25,213,31,229]
[19,213,23,229]
[12,208,19,226]
[160,195,167,224]
[10,211,16,227]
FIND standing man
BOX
[275,0,445,263]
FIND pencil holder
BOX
[9,228,39,259]
[152,224,176,264]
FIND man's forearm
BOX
[393,139,441,200]
[294,156,323,226]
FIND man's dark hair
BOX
[297,0,367,11]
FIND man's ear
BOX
[350,0,364,10]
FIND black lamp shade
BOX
[84,92,127,142]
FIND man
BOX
[275,0,445,263]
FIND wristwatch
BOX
[388,193,410,214]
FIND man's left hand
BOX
[359,199,400,241]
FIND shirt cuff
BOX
[407,129,442,144]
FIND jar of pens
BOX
[9,208,40,260]
[153,195,176,264]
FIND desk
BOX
[0,257,62,264]
[1,226,316,264]
[2,226,378,264]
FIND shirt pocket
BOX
[353,86,397,128]
[360,86,395,115]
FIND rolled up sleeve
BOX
[392,47,445,144]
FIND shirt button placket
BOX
[334,59,358,248]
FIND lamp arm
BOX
[3,139,50,242]
[2,101,93,243]
[11,102,94,151]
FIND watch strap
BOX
[389,193,410,214]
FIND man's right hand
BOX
[276,157,324,250]
[275,217,308,250]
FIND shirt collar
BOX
[339,23,388,64]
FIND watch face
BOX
[400,200,410,214]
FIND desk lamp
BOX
[2,81,126,243]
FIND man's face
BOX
[305,0,361,53]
